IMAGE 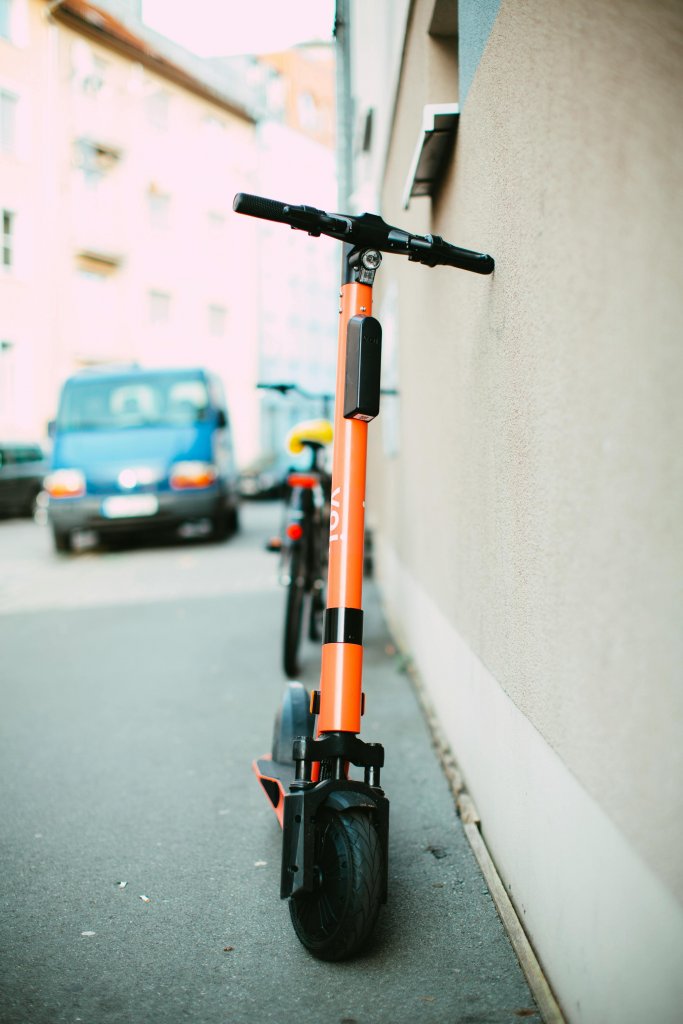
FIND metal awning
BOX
[402,103,460,209]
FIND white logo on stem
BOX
[330,486,343,542]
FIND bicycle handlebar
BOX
[233,192,494,275]
[257,382,333,402]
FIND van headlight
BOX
[44,469,86,499]
[169,461,217,490]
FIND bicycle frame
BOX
[281,459,327,679]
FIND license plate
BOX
[101,494,159,519]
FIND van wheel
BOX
[211,511,229,541]
[227,505,240,535]
[52,527,72,553]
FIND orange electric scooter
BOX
[233,192,494,960]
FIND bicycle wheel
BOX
[283,547,306,678]
[289,809,383,961]
[308,585,325,641]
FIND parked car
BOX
[0,442,49,518]
[45,366,240,552]
[238,451,292,500]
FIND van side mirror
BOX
[47,419,56,438]
[216,409,227,428]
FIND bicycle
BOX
[257,383,334,678]
[234,192,494,960]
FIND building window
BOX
[147,190,170,230]
[0,0,12,42]
[75,252,118,278]
[360,108,374,154]
[208,304,227,337]
[2,208,14,268]
[74,138,120,187]
[297,91,319,135]
[83,56,107,96]
[0,339,15,429]
[148,290,171,324]
[0,0,26,47]
[146,89,169,131]
[0,89,17,153]
[71,40,107,95]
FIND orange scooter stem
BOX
[317,281,372,735]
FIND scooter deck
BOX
[253,756,295,827]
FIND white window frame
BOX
[0,0,13,42]
[146,89,169,131]
[0,0,28,47]
[0,87,18,154]
[148,289,171,325]
[2,207,15,271]
[147,190,171,230]
[208,304,227,337]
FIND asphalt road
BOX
[0,504,537,1024]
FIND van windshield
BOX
[57,374,211,431]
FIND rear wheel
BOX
[211,509,229,541]
[212,502,239,542]
[283,548,306,678]
[227,504,240,535]
[289,809,383,961]
[25,488,41,519]
[52,526,72,553]
[271,681,314,763]
[308,585,325,641]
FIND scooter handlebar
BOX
[233,192,494,274]
[409,234,495,274]
[233,192,291,224]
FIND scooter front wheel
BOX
[289,808,383,961]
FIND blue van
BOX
[45,366,240,551]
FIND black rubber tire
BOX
[308,587,325,641]
[271,682,314,764]
[283,550,305,678]
[211,511,229,541]
[52,527,71,553]
[25,488,41,519]
[212,503,239,542]
[227,505,240,535]
[289,809,383,961]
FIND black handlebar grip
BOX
[444,248,495,275]
[233,192,290,224]
[407,233,494,273]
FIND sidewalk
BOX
[286,574,543,1023]
[0,505,543,1024]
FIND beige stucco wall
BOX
[367,0,682,1017]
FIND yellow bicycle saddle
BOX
[286,418,334,455]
